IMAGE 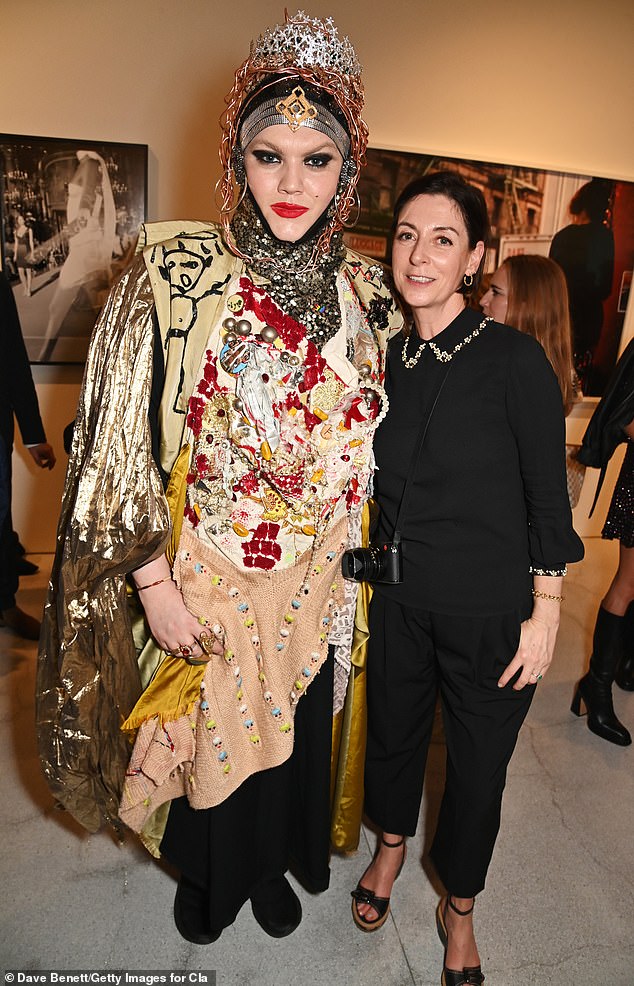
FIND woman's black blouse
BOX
[372,306,584,615]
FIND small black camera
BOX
[341,541,403,584]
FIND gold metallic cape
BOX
[36,222,400,840]
[35,257,171,832]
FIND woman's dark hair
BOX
[569,178,614,224]
[392,170,490,295]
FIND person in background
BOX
[480,254,576,412]
[0,271,56,640]
[13,213,35,298]
[349,172,583,986]
[549,178,614,394]
[574,338,634,745]
[480,255,583,507]
[36,10,400,948]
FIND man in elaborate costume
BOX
[37,11,401,945]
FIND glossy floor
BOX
[1,539,632,985]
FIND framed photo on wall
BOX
[0,134,148,364]
[345,148,634,396]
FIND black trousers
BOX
[0,434,9,533]
[364,592,534,898]
[0,434,18,611]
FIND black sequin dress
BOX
[602,440,634,547]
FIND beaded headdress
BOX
[218,10,368,264]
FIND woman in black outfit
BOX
[350,172,584,986]
[574,338,634,745]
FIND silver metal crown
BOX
[249,9,362,79]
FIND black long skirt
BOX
[160,650,334,929]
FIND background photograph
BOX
[1,134,148,364]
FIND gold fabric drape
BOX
[35,259,170,833]
[330,503,373,852]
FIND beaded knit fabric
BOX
[119,519,346,829]
[230,194,344,347]
[602,441,634,547]
[116,221,396,819]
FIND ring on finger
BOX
[180,644,193,658]
[199,630,216,657]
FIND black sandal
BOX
[350,836,406,933]
[435,896,484,986]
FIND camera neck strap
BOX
[391,364,452,544]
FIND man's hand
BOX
[28,443,56,469]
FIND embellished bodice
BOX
[183,269,387,570]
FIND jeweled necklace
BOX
[401,315,491,368]
[230,195,345,348]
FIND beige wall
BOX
[5,0,634,549]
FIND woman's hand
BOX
[132,559,224,663]
[498,613,560,690]
[499,577,564,689]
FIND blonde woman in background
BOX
[480,255,585,511]
[480,254,576,413]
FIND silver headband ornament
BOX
[239,85,351,159]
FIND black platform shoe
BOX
[250,875,302,938]
[173,875,221,945]
[0,605,41,640]
[17,557,39,576]
[351,836,406,932]
[571,607,631,745]
[436,896,485,986]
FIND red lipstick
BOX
[271,202,309,218]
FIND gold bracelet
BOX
[136,576,172,591]
[532,589,564,602]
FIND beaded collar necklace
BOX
[230,195,345,348]
[401,314,491,368]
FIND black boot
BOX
[615,603,634,691]
[571,607,631,746]
[173,875,221,945]
[251,875,302,938]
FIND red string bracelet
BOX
[136,576,172,591]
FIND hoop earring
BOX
[342,187,361,229]
[215,174,248,216]
[463,272,474,288]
